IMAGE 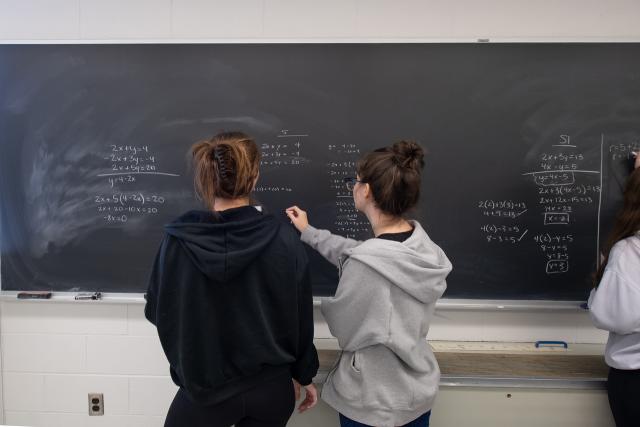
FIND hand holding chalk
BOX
[285,206,309,232]
[633,151,639,170]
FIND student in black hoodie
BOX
[145,131,319,427]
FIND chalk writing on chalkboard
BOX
[2,43,639,299]
[95,144,179,224]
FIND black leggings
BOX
[164,374,295,427]
[607,367,640,427]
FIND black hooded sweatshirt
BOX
[145,206,319,405]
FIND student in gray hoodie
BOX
[589,153,640,427]
[286,140,452,427]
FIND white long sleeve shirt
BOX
[588,233,640,370]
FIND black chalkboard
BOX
[1,43,638,299]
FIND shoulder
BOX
[403,220,451,260]
[610,235,640,258]
[352,236,389,249]
[265,214,307,251]
[265,213,294,237]
[607,235,640,276]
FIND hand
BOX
[285,206,309,233]
[633,151,639,170]
[296,383,318,413]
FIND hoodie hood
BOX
[346,221,451,303]
[164,207,280,283]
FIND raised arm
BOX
[286,206,361,266]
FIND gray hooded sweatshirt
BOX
[301,221,452,427]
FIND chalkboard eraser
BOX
[17,291,52,299]
[477,38,490,43]
[74,292,102,301]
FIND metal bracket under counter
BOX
[440,376,607,390]
[314,349,609,390]
[312,371,607,390]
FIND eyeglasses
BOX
[343,177,364,191]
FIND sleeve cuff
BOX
[300,225,319,245]
[291,367,314,386]
[296,376,313,386]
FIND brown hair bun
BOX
[356,139,426,216]
[392,140,425,171]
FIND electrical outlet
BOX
[88,393,104,416]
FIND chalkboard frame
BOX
[2,39,638,306]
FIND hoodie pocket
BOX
[328,351,363,403]
[360,346,413,410]
[350,351,361,373]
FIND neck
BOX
[213,196,251,211]
[365,207,412,237]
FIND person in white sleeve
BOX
[589,152,640,427]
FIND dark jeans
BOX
[608,367,640,427]
[339,411,431,427]
[164,373,295,427]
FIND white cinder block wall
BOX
[1,0,638,426]
[0,302,176,426]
